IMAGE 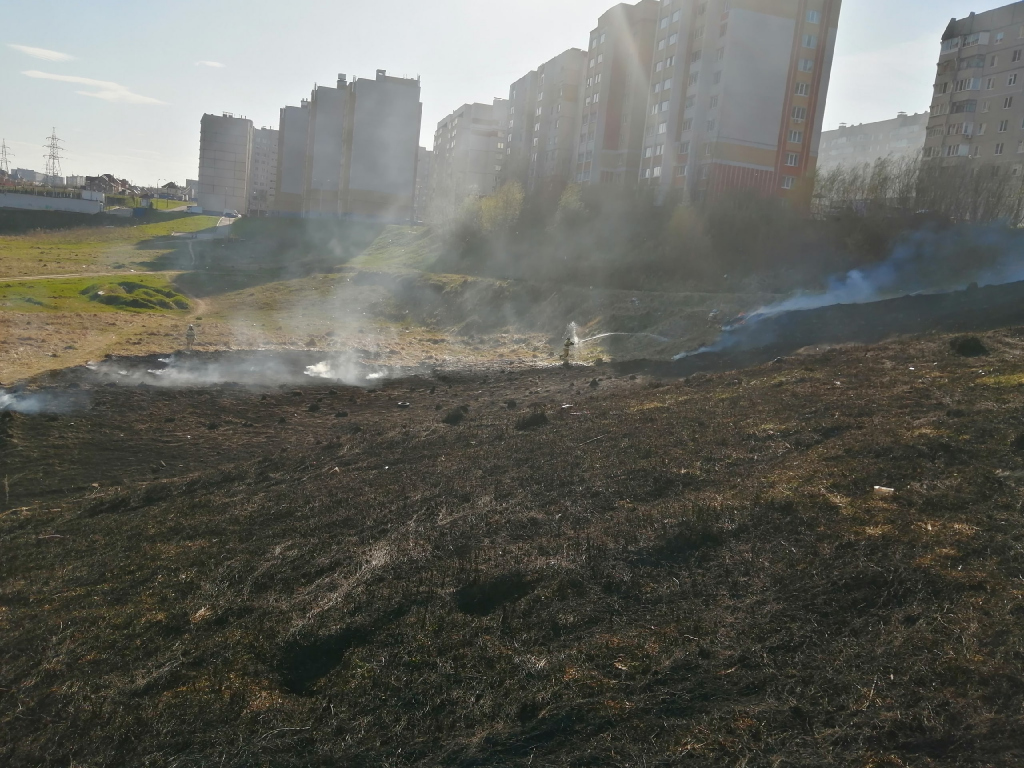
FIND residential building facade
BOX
[924,3,1024,171]
[249,127,279,215]
[433,98,509,203]
[274,101,311,216]
[503,48,587,196]
[575,1,660,188]
[273,70,421,221]
[638,0,842,208]
[818,112,928,172]
[198,112,253,215]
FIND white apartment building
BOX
[818,112,928,172]
[198,112,253,215]
[924,3,1024,171]
[249,127,279,215]
[433,98,509,203]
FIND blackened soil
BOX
[4,329,1024,766]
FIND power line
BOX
[43,128,64,181]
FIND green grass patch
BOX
[350,225,440,273]
[0,215,221,278]
[0,275,190,313]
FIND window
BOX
[986,78,996,90]
[680,141,690,154]
[685,95,695,108]
[689,73,699,86]
[644,146,653,158]
[673,10,681,22]
[997,32,1005,43]
[941,38,961,54]
[802,34,818,49]
[785,152,799,167]
[656,60,664,72]
[596,73,602,83]
[795,82,810,96]
[1006,96,1015,109]
[658,38,667,51]
[655,144,664,156]
[1011,74,1019,86]
[710,95,719,108]
[597,53,604,64]
[788,129,804,143]
[798,59,814,72]
[660,17,669,29]
[979,122,987,135]
[996,143,1005,155]
[660,100,668,111]
[692,49,702,62]
[682,118,693,132]
[707,119,716,131]
[713,71,722,85]
[717,48,725,62]
[600,33,606,44]
[1000,120,1010,132]
[666,56,675,67]
[589,58,595,68]
[1015,49,1024,62]
[701,165,710,179]
[991,55,999,66]
[782,176,796,189]
[1018,140,1024,153]
[669,33,678,45]
[676,165,687,176]
[654,81,661,93]
[652,166,662,178]
[663,78,672,90]
[658,122,667,134]
[792,106,807,121]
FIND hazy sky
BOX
[0,0,987,184]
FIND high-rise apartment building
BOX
[818,112,928,172]
[924,3,1024,169]
[347,71,423,221]
[575,1,660,187]
[304,77,353,218]
[274,101,311,216]
[503,49,587,196]
[198,112,253,215]
[249,126,279,215]
[433,99,509,203]
[273,70,422,221]
[638,0,841,208]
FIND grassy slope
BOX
[2,331,1024,766]
[0,275,189,313]
[0,214,219,277]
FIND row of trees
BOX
[428,155,1024,295]
[813,155,1024,224]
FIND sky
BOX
[0,0,991,185]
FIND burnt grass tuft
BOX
[950,335,989,357]
[4,330,1024,765]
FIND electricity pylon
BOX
[0,139,12,176]
[43,128,64,182]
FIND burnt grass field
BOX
[3,330,1024,766]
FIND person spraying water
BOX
[185,324,196,352]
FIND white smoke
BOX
[0,389,89,414]
[87,352,380,389]
[674,223,1024,361]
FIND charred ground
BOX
[3,330,1024,766]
